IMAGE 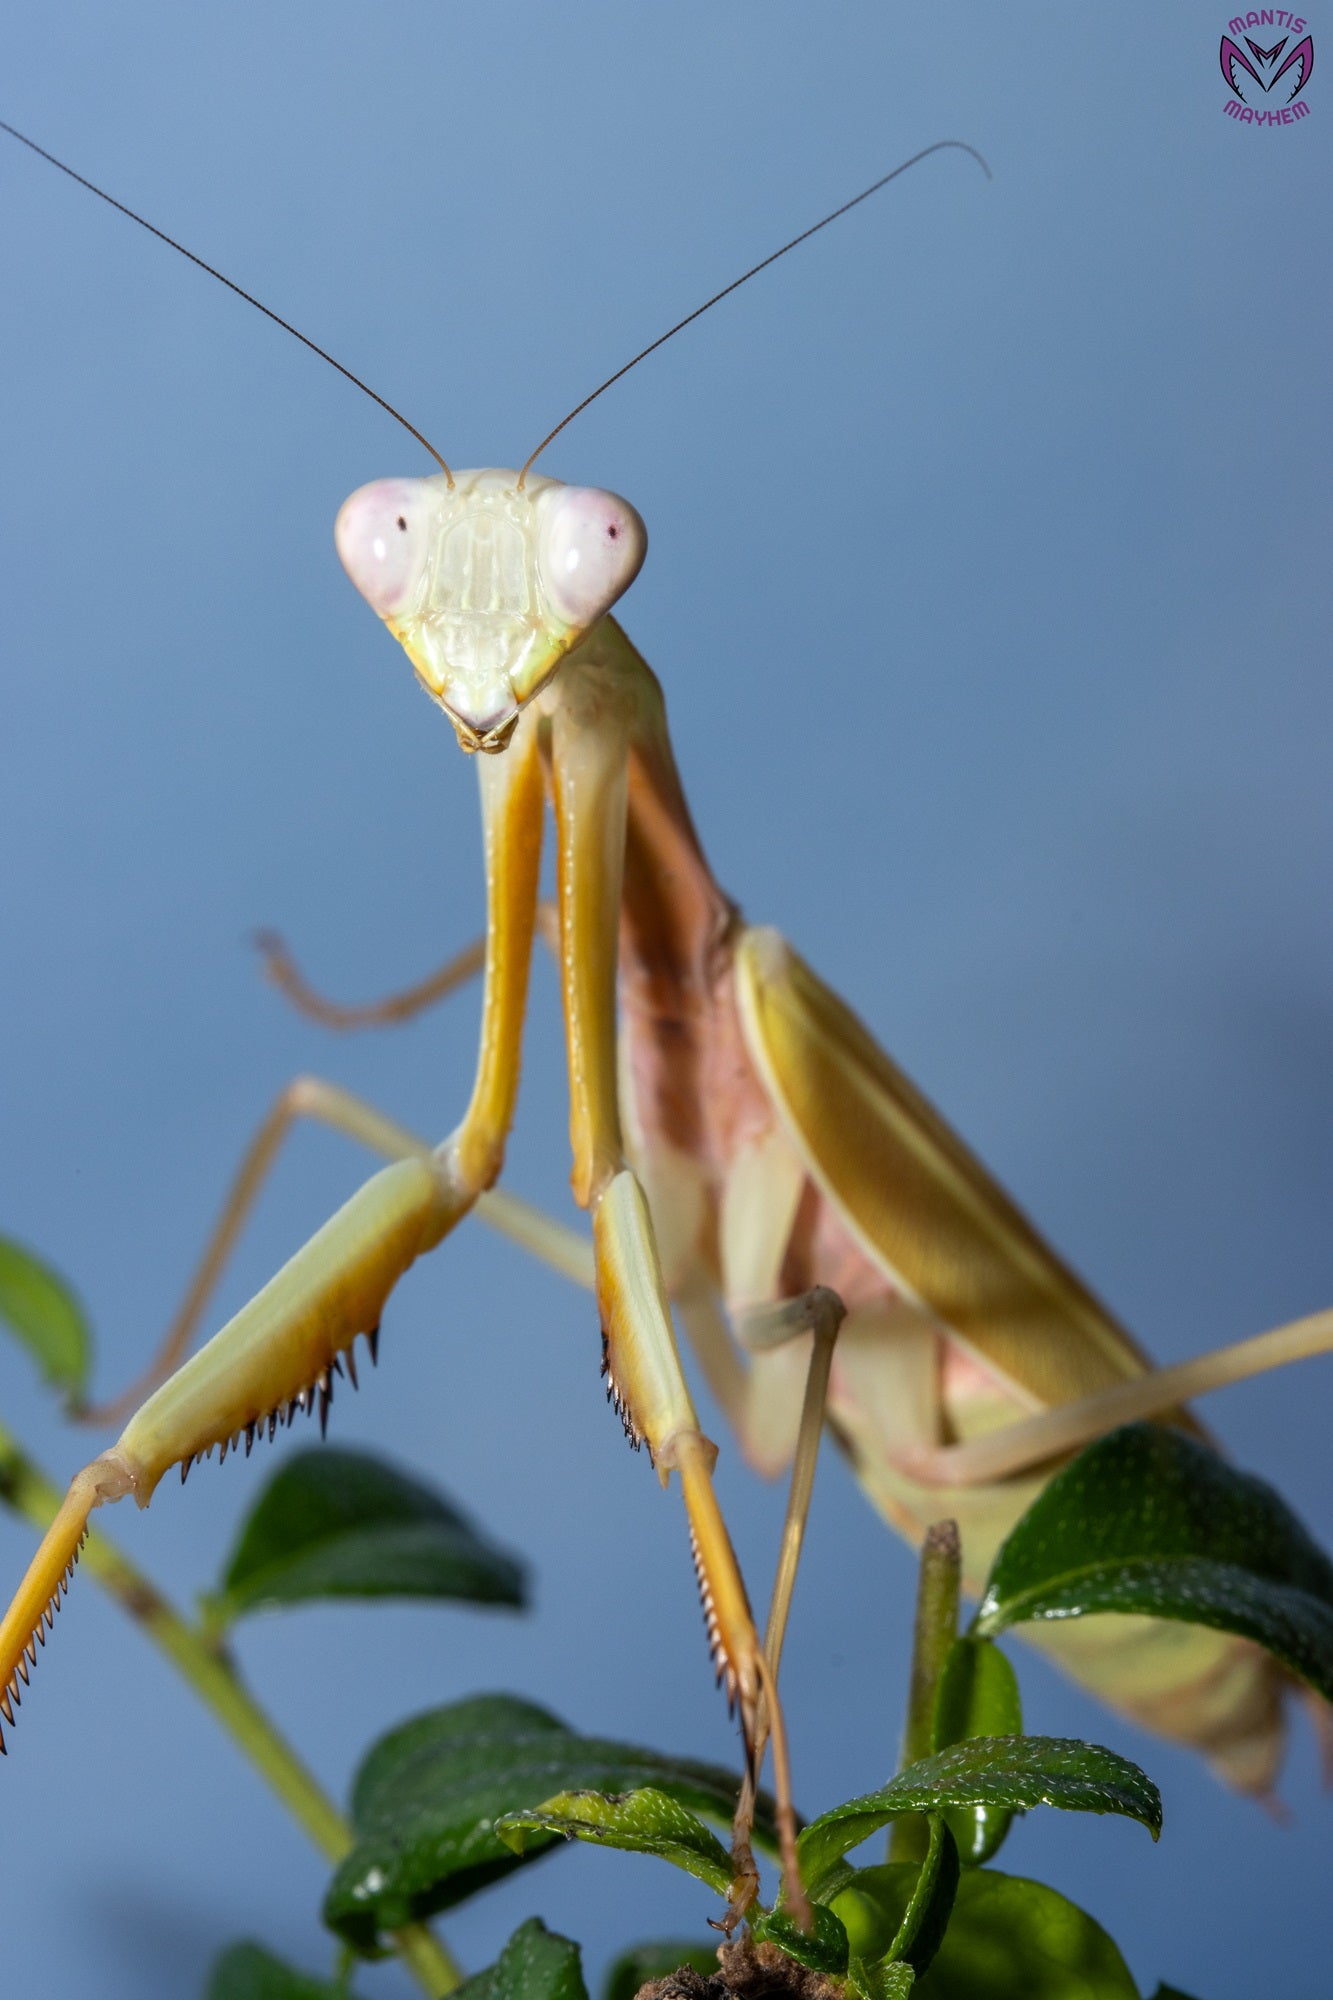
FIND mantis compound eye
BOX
[335,477,437,618]
[536,486,647,628]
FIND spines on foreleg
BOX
[175,1324,382,1484]
[593,1173,763,1739]
[117,1156,455,1502]
[0,1462,126,1752]
[0,1157,455,1757]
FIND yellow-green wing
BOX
[733,926,1154,1416]
[731,927,1293,1795]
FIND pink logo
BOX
[1220,13,1314,120]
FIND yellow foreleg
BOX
[0,1153,457,1747]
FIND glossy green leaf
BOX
[836,1866,922,1966]
[601,1940,719,2000]
[497,1786,733,1893]
[0,1235,90,1400]
[931,1638,1021,1865]
[750,1900,850,1979]
[921,1869,1138,1998]
[205,1941,357,2000]
[452,1920,588,2000]
[886,1816,959,1974]
[975,1425,1333,1702]
[798,1738,1159,1898]
[838,1868,1137,1998]
[210,1447,526,1622]
[832,1820,958,1978]
[324,1693,772,1948]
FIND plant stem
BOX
[887,1518,960,1865]
[0,1421,461,1997]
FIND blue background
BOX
[2,7,1330,1996]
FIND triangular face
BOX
[336,469,646,750]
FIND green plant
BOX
[4,1233,1332,1997]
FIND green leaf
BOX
[452,1920,588,2000]
[209,1447,526,1623]
[877,1968,916,2000]
[838,1869,1138,1998]
[836,1866,920,1966]
[0,1235,90,1401]
[797,1738,1160,1898]
[920,1869,1138,1998]
[885,1816,959,1975]
[205,1940,358,2000]
[601,1941,719,2000]
[750,1901,850,1979]
[931,1638,1022,1866]
[974,1424,1333,1703]
[324,1693,772,1949]
[832,1821,958,1978]
[497,1786,733,1893]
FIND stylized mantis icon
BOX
[1220,30,1314,102]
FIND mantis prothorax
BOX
[2,123,1331,1922]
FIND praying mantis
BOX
[2,110,1332,1933]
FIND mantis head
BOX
[336,470,647,752]
[7,122,979,762]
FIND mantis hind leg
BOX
[895,1305,1333,1490]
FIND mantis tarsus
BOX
[2,119,1331,1920]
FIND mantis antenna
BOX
[516,137,991,486]
[4,119,987,493]
[0,116,456,485]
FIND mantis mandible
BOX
[2,122,1331,1907]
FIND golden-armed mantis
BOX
[2,118,1331,1921]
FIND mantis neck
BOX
[610,621,740,1007]
[600,618,763,1181]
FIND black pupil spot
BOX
[396,516,408,531]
